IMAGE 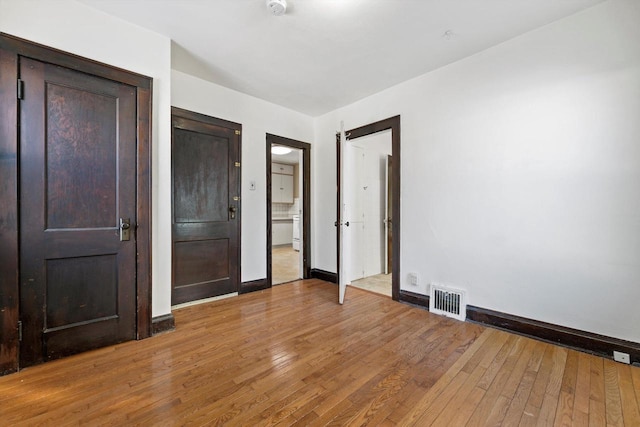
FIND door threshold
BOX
[172,292,239,311]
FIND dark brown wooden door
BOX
[171,110,241,305]
[19,58,137,367]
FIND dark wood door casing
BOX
[265,134,312,289]
[0,33,152,375]
[171,107,241,305]
[336,116,401,301]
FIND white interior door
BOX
[338,122,351,304]
[384,155,390,275]
[349,144,365,281]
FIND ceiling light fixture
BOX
[266,0,287,16]
[271,146,292,155]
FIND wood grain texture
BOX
[0,279,638,426]
[0,45,19,375]
[151,314,175,335]
[240,278,269,294]
[135,84,152,340]
[19,58,138,366]
[171,108,241,305]
[604,359,624,427]
[617,363,640,426]
[0,33,153,364]
[467,305,640,364]
[589,357,606,427]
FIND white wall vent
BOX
[429,284,467,321]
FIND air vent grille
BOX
[429,284,466,321]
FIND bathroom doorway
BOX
[346,130,393,297]
[266,134,311,286]
[336,116,400,303]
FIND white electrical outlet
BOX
[408,272,418,286]
[613,351,630,364]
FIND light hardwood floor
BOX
[272,245,300,285]
[351,273,392,297]
[0,279,638,425]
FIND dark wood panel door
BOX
[171,111,241,305]
[19,58,137,366]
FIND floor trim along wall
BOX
[240,278,269,294]
[398,290,430,308]
[397,289,640,364]
[310,269,337,284]
[466,305,640,365]
[151,314,175,336]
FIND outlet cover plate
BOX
[613,351,630,364]
[408,273,418,286]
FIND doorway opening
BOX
[337,116,400,302]
[346,130,393,297]
[266,134,311,286]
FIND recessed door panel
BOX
[45,255,118,329]
[46,83,117,229]
[173,128,229,223]
[173,239,230,287]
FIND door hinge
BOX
[17,79,24,100]
[233,196,240,201]
[234,130,241,135]
[235,162,241,167]
[18,321,22,341]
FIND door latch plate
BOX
[120,218,131,241]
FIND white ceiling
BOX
[271,146,301,165]
[80,0,603,117]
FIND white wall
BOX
[313,0,640,342]
[0,0,173,317]
[172,71,314,283]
